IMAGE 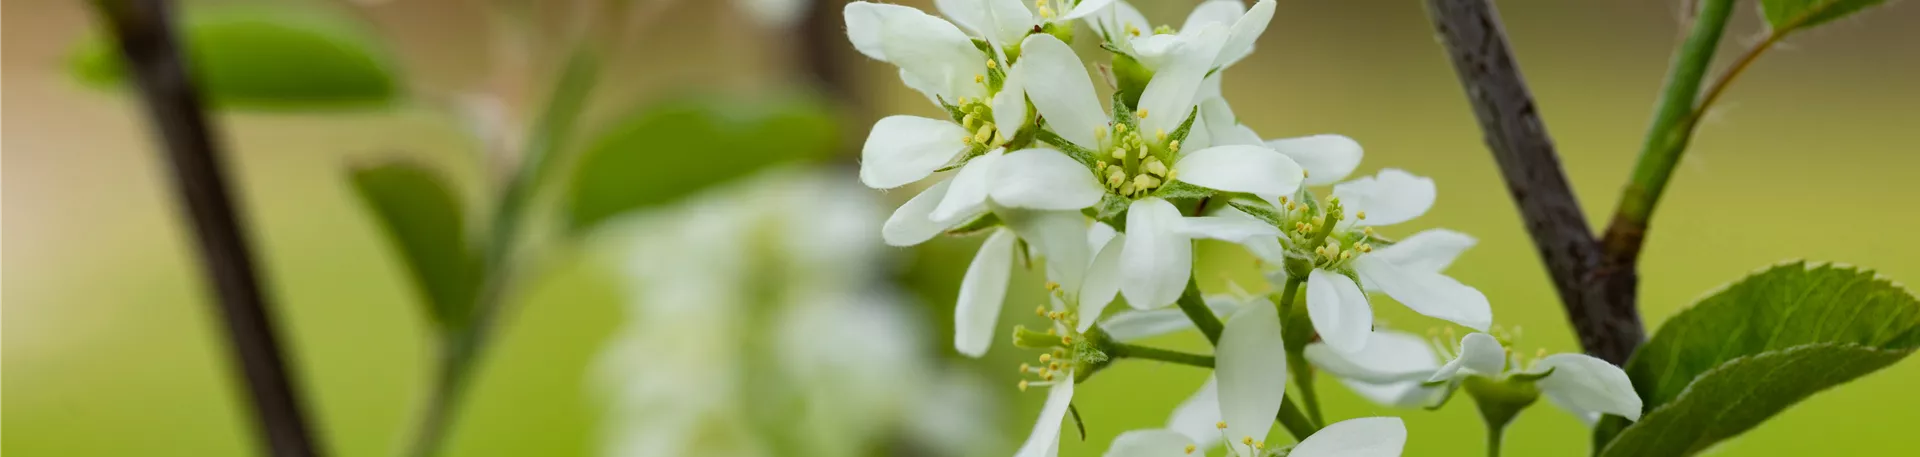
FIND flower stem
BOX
[1174,277,1224,345]
[1110,343,1216,368]
[1486,424,1506,457]
[1276,399,1319,440]
[402,5,620,456]
[1610,0,1738,233]
[1274,277,1325,425]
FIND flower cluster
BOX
[846,1,1641,455]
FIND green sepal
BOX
[1152,181,1215,200]
[1110,54,1151,111]
[937,95,971,125]
[1037,129,1101,169]
[1088,195,1131,228]
[1508,367,1557,383]
[944,212,1003,237]
[1229,197,1287,228]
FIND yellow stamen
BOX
[1136,109,1148,119]
[1018,380,1030,391]
[1356,211,1368,220]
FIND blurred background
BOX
[5,0,1919,455]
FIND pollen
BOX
[1356,211,1368,220]
[1216,421,1228,430]
[1035,305,1048,316]
[1185,444,1196,454]
[1095,161,1109,171]
[1363,227,1375,236]
[986,59,998,69]
[1145,159,1169,177]
[1155,129,1167,142]
[1126,24,1142,37]
[1061,335,1074,345]
[1094,127,1108,141]
[1242,436,1254,446]
[1169,140,1181,153]
[1038,6,1054,18]
[1045,281,1060,291]
[1018,380,1030,391]
[975,74,985,84]
[1039,353,1052,363]
[1116,123,1128,133]
[1136,109,1149,119]
[1111,148,1127,160]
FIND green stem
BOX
[1274,277,1324,426]
[402,9,616,457]
[1174,277,1224,345]
[1487,424,1505,457]
[1276,398,1319,440]
[1612,0,1735,230]
[1110,343,1215,368]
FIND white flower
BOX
[937,0,1115,49]
[949,209,1113,357]
[1227,167,1491,355]
[1082,0,1275,71]
[1307,330,1645,424]
[1003,31,1304,309]
[1102,417,1407,457]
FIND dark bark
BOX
[90,1,325,455]
[1422,0,1645,364]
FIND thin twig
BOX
[88,0,324,455]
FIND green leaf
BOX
[348,160,481,329]
[71,4,402,110]
[563,94,839,234]
[1760,0,1891,33]
[1596,261,1920,456]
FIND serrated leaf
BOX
[72,4,402,111]
[563,94,839,234]
[1761,0,1891,33]
[1599,343,1910,457]
[348,160,481,329]
[1595,261,1920,456]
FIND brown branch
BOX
[1422,0,1644,364]
[89,0,326,455]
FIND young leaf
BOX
[563,94,838,234]
[348,160,481,329]
[1595,261,1920,456]
[71,4,403,111]
[1761,0,1891,33]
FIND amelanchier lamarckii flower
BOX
[937,0,1115,50]
[990,31,1302,310]
[846,1,1046,358]
[1103,417,1407,457]
[1224,164,1492,356]
[1307,330,1645,425]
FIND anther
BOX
[1019,380,1030,391]
[1061,335,1074,345]
[1145,159,1168,177]
[1045,281,1060,291]
[1216,421,1228,430]
[1155,129,1167,142]
[986,59,998,69]
[1169,140,1181,153]
[1185,444,1196,454]
[1095,127,1108,141]
[1019,363,1030,373]
[1111,148,1127,160]
[1035,305,1048,316]
[1242,436,1254,446]
[1136,109,1149,119]
[1341,250,1353,260]
[1095,161,1109,171]
[1137,144,1149,159]
[1356,211,1367,220]
[1039,353,1052,363]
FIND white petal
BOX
[992,148,1106,210]
[877,5,989,102]
[1103,429,1195,457]
[1268,134,1363,186]
[932,0,986,38]
[1429,332,1505,382]
[1534,353,1644,421]
[1166,377,1223,449]
[1216,300,1286,454]
[1291,417,1407,457]
[1013,370,1077,457]
[1084,0,1149,44]
[930,149,1004,223]
[1199,98,1262,147]
[1137,25,1227,135]
[1127,33,1183,71]
[1062,0,1116,20]
[1333,169,1436,226]
[993,60,1030,135]
[1181,0,1245,32]
[1306,330,1440,384]
[1306,270,1373,355]
[954,229,1016,357]
[1016,34,1108,148]
[860,115,970,189]
[882,179,956,246]
[1173,145,1305,197]
[1003,209,1094,293]
[980,0,1038,47]
[1087,221,1118,254]
[1078,234,1125,331]
[1373,228,1476,273]
[1215,0,1275,68]
[843,2,902,61]
[1354,256,1492,331]
[1175,215,1279,244]
[1119,198,1193,309]
[1102,295,1243,342]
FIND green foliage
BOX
[348,160,482,329]
[563,95,839,234]
[1596,262,1920,456]
[1760,0,1891,33]
[71,4,402,111]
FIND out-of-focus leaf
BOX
[563,94,839,234]
[1595,261,1920,456]
[70,5,402,110]
[1760,0,1892,33]
[349,160,481,329]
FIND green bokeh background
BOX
[5,0,1918,455]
